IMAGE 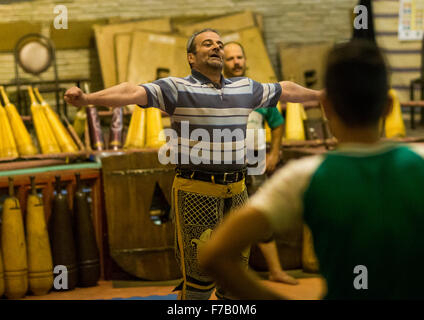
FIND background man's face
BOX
[223,43,246,77]
[189,31,224,71]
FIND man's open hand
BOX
[265,152,280,173]
[64,86,89,107]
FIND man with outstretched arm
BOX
[65,28,321,300]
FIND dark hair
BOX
[156,67,170,80]
[223,41,246,57]
[325,40,389,127]
[186,28,221,54]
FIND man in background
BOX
[223,42,298,285]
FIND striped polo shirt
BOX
[140,70,281,172]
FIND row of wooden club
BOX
[0,174,100,299]
[0,86,79,159]
[71,82,166,151]
[73,103,167,151]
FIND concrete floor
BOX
[19,274,326,300]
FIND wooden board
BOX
[93,18,172,88]
[101,151,180,280]
[278,42,333,90]
[0,22,42,52]
[127,31,190,85]
[50,19,107,49]
[175,11,257,37]
[222,27,277,83]
[114,33,132,83]
[254,12,264,34]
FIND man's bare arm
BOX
[199,205,289,300]
[279,81,322,103]
[64,82,147,108]
[267,124,283,173]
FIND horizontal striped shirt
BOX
[140,70,281,172]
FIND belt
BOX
[176,168,246,185]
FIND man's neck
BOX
[193,67,222,85]
[334,125,381,145]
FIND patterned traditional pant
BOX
[172,175,249,300]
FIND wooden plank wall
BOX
[374,0,422,101]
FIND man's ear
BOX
[382,93,394,119]
[187,53,195,66]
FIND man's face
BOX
[223,43,246,77]
[188,32,224,71]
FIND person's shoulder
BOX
[286,154,325,171]
[406,143,424,160]
[273,154,325,182]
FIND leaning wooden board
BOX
[175,10,258,37]
[127,31,190,85]
[93,18,172,88]
[127,27,274,85]
[114,33,132,83]
[279,41,333,90]
[101,151,180,280]
[50,19,108,49]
